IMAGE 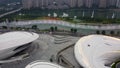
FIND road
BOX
[0,7,22,18]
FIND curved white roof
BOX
[0,31,39,51]
[25,61,64,68]
[74,35,120,68]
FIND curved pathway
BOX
[1,20,120,30]
[1,20,120,35]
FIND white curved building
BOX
[74,35,120,68]
[0,31,39,60]
[26,61,64,68]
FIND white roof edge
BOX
[0,31,39,51]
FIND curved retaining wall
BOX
[0,20,120,35]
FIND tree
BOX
[102,30,106,35]
[32,25,37,29]
[71,28,74,33]
[54,26,58,31]
[50,27,54,32]
[10,27,14,30]
[16,27,21,30]
[96,30,100,34]
[74,29,77,34]
[117,32,119,35]
[110,31,114,35]
[2,26,7,29]
[70,28,77,34]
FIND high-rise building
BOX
[37,0,45,8]
[45,0,51,9]
[70,0,77,7]
[22,0,48,9]
[22,0,34,9]
[34,0,40,8]
[108,0,117,7]
[63,0,77,8]
[22,0,119,9]
[99,0,107,8]
[116,0,120,8]
[85,0,93,8]
[77,0,83,7]
[93,0,99,7]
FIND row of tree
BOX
[31,25,78,34]
[50,26,58,32]
[96,30,119,35]
[1,25,78,34]
[2,25,119,36]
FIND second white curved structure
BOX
[74,35,120,68]
[26,61,64,68]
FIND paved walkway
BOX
[1,34,79,68]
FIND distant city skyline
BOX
[22,0,120,9]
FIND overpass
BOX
[0,7,23,18]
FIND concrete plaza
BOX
[0,34,80,68]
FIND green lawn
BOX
[0,8,120,24]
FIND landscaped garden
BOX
[0,8,120,24]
